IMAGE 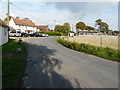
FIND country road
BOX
[22,37,118,88]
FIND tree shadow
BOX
[21,42,81,89]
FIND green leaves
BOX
[95,19,109,32]
[76,22,86,30]
[54,23,71,34]
[57,38,119,62]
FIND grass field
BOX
[2,39,27,88]
[57,38,120,62]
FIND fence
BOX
[61,35,119,50]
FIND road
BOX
[22,37,118,88]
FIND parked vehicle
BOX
[9,31,21,37]
[29,33,36,37]
[69,33,74,37]
[39,33,49,37]
[34,33,49,37]
[34,33,41,37]
[45,34,49,37]
[21,32,29,37]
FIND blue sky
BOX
[1,1,118,31]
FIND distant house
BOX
[0,19,9,45]
[5,16,37,34]
[78,30,101,35]
[36,25,50,32]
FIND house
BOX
[36,25,50,32]
[0,19,9,45]
[9,26,17,31]
[5,16,37,34]
[78,30,101,35]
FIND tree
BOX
[24,17,30,20]
[16,16,20,19]
[54,25,63,32]
[86,26,95,30]
[63,23,71,34]
[54,23,71,34]
[95,19,109,33]
[76,22,86,30]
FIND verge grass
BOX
[56,38,119,62]
[2,39,27,88]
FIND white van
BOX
[69,33,74,37]
[9,31,21,37]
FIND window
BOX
[17,31,21,33]
[11,30,16,33]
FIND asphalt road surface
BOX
[22,37,118,88]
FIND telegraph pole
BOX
[7,0,10,25]
[72,24,73,32]
[54,18,56,31]
[7,0,10,40]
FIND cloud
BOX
[1,1,118,30]
[2,0,119,2]
[52,2,118,29]
[54,2,117,15]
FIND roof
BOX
[0,19,8,27]
[4,16,36,27]
[9,26,17,31]
[36,25,48,29]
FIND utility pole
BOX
[7,0,10,25]
[72,24,73,32]
[54,18,56,31]
[7,0,10,40]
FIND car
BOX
[41,33,46,37]
[21,32,29,37]
[29,33,36,37]
[44,34,49,37]
[34,33,42,37]
[9,30,21,37]
[38,33,49,37]
[29,33,49,37]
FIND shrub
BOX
[56,38,120,62]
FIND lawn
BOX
[57,38,120,62]
[2,39,27,88]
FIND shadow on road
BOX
[22,42,81,88]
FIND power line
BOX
[10,2,39,21]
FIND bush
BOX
[56,38,120,62]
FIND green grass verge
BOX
[56,38,120,62]
[2,39,27,88]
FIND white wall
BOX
[9,18,17,29]
[9,18,37,33]
[0,26,8,45]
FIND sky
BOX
[1,0,119,31]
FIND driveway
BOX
[22,37,118,88]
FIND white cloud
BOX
[1,1,118,30]
[2,0,119,2]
